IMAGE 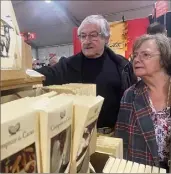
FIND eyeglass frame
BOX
[78,31,103,42]
[132,51,161,61]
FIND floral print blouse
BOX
[149,98,171,162]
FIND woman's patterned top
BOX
[149,97,171,162]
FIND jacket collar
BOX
[67,46,129,72]
[133,80,159,165]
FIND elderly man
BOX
[36,15,137,133]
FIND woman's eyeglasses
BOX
[132,52,160,61]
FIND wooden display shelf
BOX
[1,75,45,91]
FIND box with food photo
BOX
[1,105,41,173]
[36,96,73,173]
[75,98,104,172]
[55,94,104,173]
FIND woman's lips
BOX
[134,67,143,69]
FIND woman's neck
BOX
[142,72,170,94]
[142,72,170,110]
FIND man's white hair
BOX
[77,15,110,38]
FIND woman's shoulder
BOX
[122,80,145,102]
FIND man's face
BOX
[79,24,109,58]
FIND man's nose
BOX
[83,37,91,44]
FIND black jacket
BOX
[36,47,137,127]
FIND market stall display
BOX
[1,89,104,173]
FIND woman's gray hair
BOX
[133,34,171,76]
[77,15,110,38]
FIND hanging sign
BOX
[155,0,168,18]
[109,21,127,57]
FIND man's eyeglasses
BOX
[78,32,102,41]
[132,52,160,61]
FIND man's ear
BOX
[105,36,110,45]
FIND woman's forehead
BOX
[136,40,159,52]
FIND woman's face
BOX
[133,40,162,78]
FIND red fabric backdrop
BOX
[73,27,81,55]
[73,18,149,58]
[125,18,149,58]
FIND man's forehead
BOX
[80,24,100,33]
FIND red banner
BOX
[73,27,81,55]
[155,0,168,18]
[125,18,149,59]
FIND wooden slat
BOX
[159,168,167,173]
[123,160,133,173]
[117,159,127,173]
[1,69,26,81]
[110,158,121,173]
[1,76,45,91]
[152,166,159,173]
[137,164,145,173]
[103,157,115,173]
[130,162,139,173]
[145,165,152,173]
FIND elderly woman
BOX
[115,34,171,171]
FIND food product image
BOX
[50,128,71,173]
[76,121,96,172]
[1,103,40,173]
[1,144,37,173]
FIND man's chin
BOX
[83,51,96,58]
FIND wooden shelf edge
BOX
[1,76,45,91]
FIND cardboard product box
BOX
[1,94,72,173]
[54,94,104,173]
[32,96,73,173]
[1,102,41,173]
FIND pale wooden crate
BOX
[96,135,123,159]
[103,157,167,173]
